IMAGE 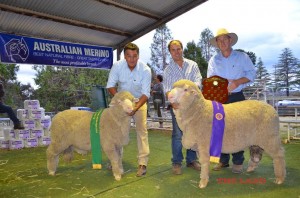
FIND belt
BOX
[228,91,243,95]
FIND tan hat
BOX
[210,28,238,48]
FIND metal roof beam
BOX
[115,0,208,49]
[97,0,161,20]
[0,3,133,37]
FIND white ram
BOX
[47,91,135,181]
[168,79,286,188]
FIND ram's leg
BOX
[247,145,263,172]
[246,159,259,172]
[116,146,124,175]
[264,144,286,184]
[47,143,69,175]
[198,149,210,188]
[105,147,123,181]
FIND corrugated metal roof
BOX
[0,0,208,53]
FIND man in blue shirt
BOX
[208,28,256,174]
[163,40,202,175]
[106,43,151,177]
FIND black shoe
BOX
[14,122,24,130]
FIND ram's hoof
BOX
[48,171,56,176]
[199,178,208,188]
[246,165,256,172]
[114,174,122,181]
[275,178,284,184]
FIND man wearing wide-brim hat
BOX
[210,28,238,49]
[207,28,256,174]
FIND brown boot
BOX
[187,161,201,171]
[136,165,147,177]
[213,162,229,171]
[172,164,182,175]
[232,164,243,174]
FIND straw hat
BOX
[210,28,238,48]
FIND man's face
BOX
[216,35,232,51]
[124,49,139,69]
[169,43,183,62]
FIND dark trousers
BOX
[153,99,162,124]
[0,102,20,125]
[220,91,245,165]
[170,108,197,164]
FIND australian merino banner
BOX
[0,32,113,69]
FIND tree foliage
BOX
[0,63,29,109]
[0,63,19,82]
[198,28,215,62]
[183,41,207,77]
[33,65,109,112]
[294,62,300,87]
[272,48,299,96]
[255,57,271,86]
[150,24,173,74]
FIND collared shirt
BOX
[106,59,151,98]
[152,82,164,101]
[207,50,256,92]
[163,58,202,93]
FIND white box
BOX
[0,139,9,149]
[17,109,28,120]
[31,128,44,138]
[38,136,51,146]
[24,138,38,148]
[28,108,45,119]
[18,129,30,139]
[3,128,15,140]
[23,119,35,129]
[9,139,24,150]
[40,116,51,129]
[24,100,40,109]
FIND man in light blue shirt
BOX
[208,28,256,174]
[106,43,151,177]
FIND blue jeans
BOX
[0,102,20,125]
[220,91,245,165]
[170,108,197,165]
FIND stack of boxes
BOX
[0,100,51,150]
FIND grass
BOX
[0,129,299,198]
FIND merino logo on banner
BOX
[0,32,113,69]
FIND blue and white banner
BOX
[0,32,113,69]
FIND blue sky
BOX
[135,0,300,71]
[17,0,300,86]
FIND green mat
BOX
[0,130,299,198]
